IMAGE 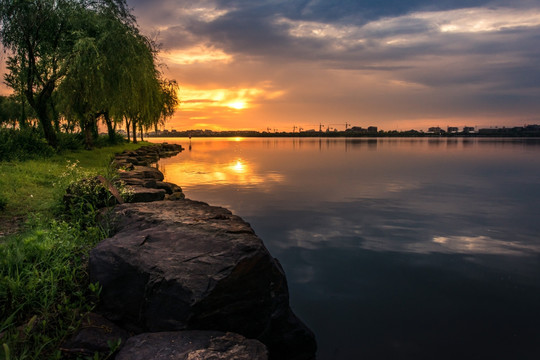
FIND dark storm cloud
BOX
[125,0,540,128]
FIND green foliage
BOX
[56,132,85,151]
[0,193,7,211]
[0,95,18,126]
[0,128,55,162]
[0,216,104,360]
[0,142,147,360]
[62,163,131,227]
[0,0,140,148]
[96,132,126,146]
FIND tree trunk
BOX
[132,119,138,143]
[83,116,94,150]
[36,103,58,148]
[50,98,60,132]
[19,94,27,129]
[104,112,115,142]
[26,79,58,148]
[125,117,131,142]
[139,123,144,141]
[91,117,99,140]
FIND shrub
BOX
[56,131,84,151]
[0,128,54,161]
[94,132,126,147]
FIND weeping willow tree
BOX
[0,0,178,148]
[57,7,130,148]
[0,0,80,147]
[57,6,178,147]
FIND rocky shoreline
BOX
[63,143,317,360]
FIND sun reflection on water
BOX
[231,159,245,173]
[158,155,284,189]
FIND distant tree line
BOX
[0,0,179,149]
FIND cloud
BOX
[159,45,233,65]
[178,85,285,112]
[4,1,536,129]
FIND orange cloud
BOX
[178,86,285,112]
[159,45,232,65]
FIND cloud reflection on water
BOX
[285,225,540,257]
[429,235,540,255]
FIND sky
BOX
[3,0,540,131]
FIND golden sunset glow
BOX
[159,157,284,188]
[160,45,232,65]
[231,159,246,173]
[177,86,283,115]
[226,101,246,110]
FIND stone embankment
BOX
[63,144,317,360]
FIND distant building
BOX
[463,127,475,134]
[428,126,444,134]
[524,125,540,134]
[447,126,459,133]
[367,126,378,134]
[347,126,367,134]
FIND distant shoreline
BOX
[145,132,540,138]
[144,124,540,138]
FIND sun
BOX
[226,101,246,110]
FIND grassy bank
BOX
[0,141,149,360]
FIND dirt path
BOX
[0,215,24,239]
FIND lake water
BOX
[149,137,540,359]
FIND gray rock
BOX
[90,200,316,360]
[119,165,164,181]
[116,331,268,360]
[127,186,166,203]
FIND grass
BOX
[0,142,147,223]
[0,141,150,360]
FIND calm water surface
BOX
[150,137,540,359]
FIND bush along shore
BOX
[1,143,317,360]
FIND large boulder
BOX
[90,200,316,360]
[116,331,268,360]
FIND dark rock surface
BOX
[128,186,166,203]
[154,181,182,194]
[115,331,268,360]
[113,143,183,169]
[61,313,129,357]
[90,200,317,360]
[119,165,164,182]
